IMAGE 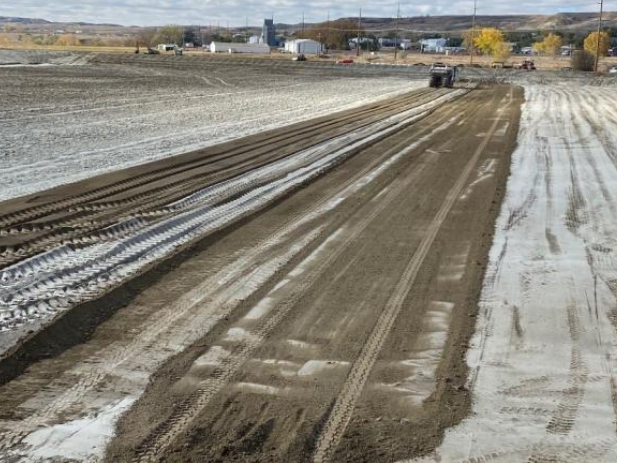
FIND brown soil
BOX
[0,84,522,463]
[100,85,522,462]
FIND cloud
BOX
[0,0,609,27]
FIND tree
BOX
[584,31,610,57]
[152,25,183,46]
[463,26,481,50]
[562,32,583,48]
[473,28,505,58]
[534,33,563,56]
[137,28,157,46]
[3,23,23,33]
[493,42,511,61]
[183,28,197,45]
[303,19,364,50]
[55,34,82,47]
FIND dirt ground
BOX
[0,79,521,463]
[105,85,521,463]
[3,43,617,463]
[0,52,421,201]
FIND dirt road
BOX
[0,84,521,462]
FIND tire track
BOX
[0,105,463,451]
[0,92,469,345]
[312,91,510,463]
[129,138,432,463]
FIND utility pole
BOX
[470,0,477,65]
[394,2,401,62]
[326,10,330,53]
[595,0,604,72]
[357,8,362,57]
[302,11,305,38]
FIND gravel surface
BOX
[0,58,422,202]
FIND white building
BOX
[420,38,447,53]
[209,42,270,54]
[285,39,322,55]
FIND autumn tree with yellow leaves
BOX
[534,33,563,56]
[584,31,610,57]
[473,28,506,60]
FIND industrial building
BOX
[285,39,323,55]
[209,42,270,54]
[260,19,276,47]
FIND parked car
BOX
[610,67,617,75]
[336,59,354,64]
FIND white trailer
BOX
[285,39,322,55]
[228,44,271,54]
[210,42,270,54]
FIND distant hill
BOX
[279,12,617,34]
[0,16,51,25]
[0,16,122,28]
[2,12,616,36]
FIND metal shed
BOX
[285,39,323,55]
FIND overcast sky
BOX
[0,0,613,27]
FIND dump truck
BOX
[429,63,457,88]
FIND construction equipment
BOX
[135,41,160,55]
[429,63,457,88]
[514,59,536,71]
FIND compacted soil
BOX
[0,78,522,463]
